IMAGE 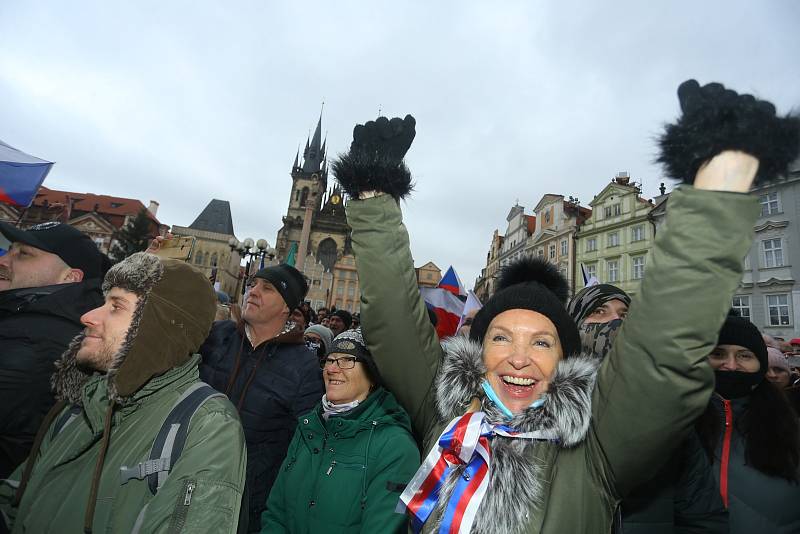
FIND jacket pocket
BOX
[167,478,196,533]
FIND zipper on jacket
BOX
[168,478,196,533]
[326,460,336,475]
[720,399,733,508]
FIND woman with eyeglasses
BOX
[261,328,419,533]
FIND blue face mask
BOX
[481,379,544,421]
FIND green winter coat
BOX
[261,387,419,533]
[0,356,246,533]
[0,255,247,534]
[346,186,759,533]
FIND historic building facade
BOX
[574,172,655,297]
[524,194,591,291]
[416,261,442,288]
[274,114,352,273]
[474,229,505,303]
[171,199,241,298]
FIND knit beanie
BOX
[470,257,582,357]
[328,328,382,386]
[253,264,308,310]
[717,315,768,379]
[331,309,353,329]
[768,347,790,373]
[305,324,334,355]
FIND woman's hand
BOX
[693,151,759,193]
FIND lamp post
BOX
[235,237,272,297]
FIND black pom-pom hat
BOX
[469,257,582,357]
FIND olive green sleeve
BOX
[346,195,442,443]
[590,186,759,496]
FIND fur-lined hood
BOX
[428,336,599,534]
[52,253,217,406]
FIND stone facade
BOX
[734,166,800,339]
[474,229,504,303]
[416,261,442,288]
[524,194,590,291]
[575,173,655,297]
[329,254,360,313]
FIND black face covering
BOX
[580,319,623,359]
[714,370,762,399]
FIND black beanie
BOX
[254,264,308,310]
[470,257,581,357]
[331,309,353,329]
[328,328,382,386]
[717,315,768,380]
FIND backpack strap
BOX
[119,382,225,494]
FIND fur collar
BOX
[431,336,599,534]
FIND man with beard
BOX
[0,252,246,533]
[0,222,108,478]
[199,264,323,531]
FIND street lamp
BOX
[237,237,270,296]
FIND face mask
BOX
[580,319,623,359]
[714,370,762,399]
[481,379,544,421]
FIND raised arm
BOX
[336,115,443,442]
[591,80,800,496]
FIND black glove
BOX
[333,114,416,200]
[658,79,799,185]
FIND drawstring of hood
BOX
[360,420,378,510]
[12,400,67,507]
[84,402,115,533]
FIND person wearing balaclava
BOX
[0,252,246,533]
[694,315,800,533]
[567,283,631,358]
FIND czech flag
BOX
[0,139,53,208]
[438,266,467,296]
[421,287,465,339]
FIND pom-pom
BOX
[497,256,570,304]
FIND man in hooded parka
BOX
[0,252,247,534]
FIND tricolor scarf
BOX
[401,336,598,534]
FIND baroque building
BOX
[574,172,655,297]
[524,194,591,291]
[274,114,351,273]
[474,229,505,304]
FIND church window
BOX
[210,253,218,267]
[295,189,300,202]
[300,187,310,207]
[317,238,338,272]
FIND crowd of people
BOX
[0,78,799,534]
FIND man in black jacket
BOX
[0,221,107,477]
[199,264,323,532]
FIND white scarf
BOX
[321,394,360,420]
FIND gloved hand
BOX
[658,79,799,185]
[333,114,416,200]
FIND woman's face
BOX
[322,353,373,404]
[708,344,761,373]
[482,309,563,414]
[766,366,791,388]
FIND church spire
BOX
[302,110,324,173]
[292,147,299,171]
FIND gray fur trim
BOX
[102,252,164,297]
[430,336,599,534]
[51,333,95,405]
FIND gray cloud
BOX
[1,0,798,285]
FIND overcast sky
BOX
[1,1,798,286]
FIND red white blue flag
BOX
[0,139,53,208]
[438,266,467,297]
[421,287,464,338]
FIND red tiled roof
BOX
[34,187,160,224]
[525,215,536,234]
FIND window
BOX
[608,232,619,247]
[767,294,791,326]
[336,286,344,296]
[92,237,105,249]
[631,226,644,242]
[613,204,621,216]
[604,206,612,218]
[537,249,544,258]
[632,256,645,279]
[759,191,779,217]
[561,240,568,256]
[607,260,619,282]
[585,264,597,280]
[586,238,597,252]
[549,244,556,259]
[763,238,784,268]
[732,295,751,319]
[348,286,355,297]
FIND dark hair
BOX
[696,381,800,482]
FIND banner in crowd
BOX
[0,139,53,208]
[438,265,467,296]
[421,286,465,338]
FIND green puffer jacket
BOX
[0,356,246,533]
[261,387,419,533]
[346,186,758,533]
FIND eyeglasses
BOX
[320,356,358,370]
